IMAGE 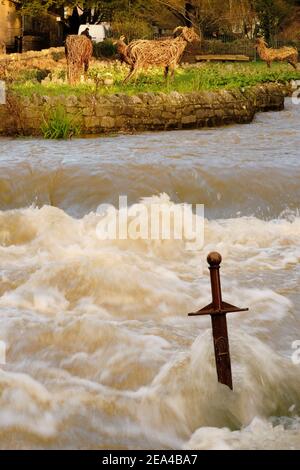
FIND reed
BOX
[41,107,81,139]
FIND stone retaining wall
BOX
[0,47,65,63]
[0,83,289,137]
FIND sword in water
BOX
[188,252,248,390]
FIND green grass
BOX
[41,107,81,139]
[10,61,300,98]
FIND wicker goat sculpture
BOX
[65,35,93,84]
[114,36,133,66]
[255,37,298,69]
[123,27,200,82]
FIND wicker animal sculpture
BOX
[255,37,298,69]
[114,36,132,66]
[65,35,93,84]
[123,27,201,82]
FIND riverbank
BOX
[8,61,300,96]
[0,82,292,137]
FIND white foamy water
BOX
[0,100,299,449]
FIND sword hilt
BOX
[188,252,248,317]
[207,252,223,310]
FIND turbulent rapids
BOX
[0,99,300,449]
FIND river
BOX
[0,99,299,449]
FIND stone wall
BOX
[0,83,288,137]
[0,47,65,63]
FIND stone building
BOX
[0,0,64,52]
[22,13,64,51]
[0,0,22,50]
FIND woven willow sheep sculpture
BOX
[123,27,201,82]
[255,37,298,69]
[65,35,93,84]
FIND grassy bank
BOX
[10,61,300,98]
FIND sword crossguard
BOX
[188,252,248,317]
[188,303,249,317]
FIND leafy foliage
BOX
[93,40,117,59]
[41,107,81,139]
[112,12,154,42]
[254,0,293,41]
[17,1,300,41]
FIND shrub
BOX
[0,66,51,83]
[51,51,65,62]
[44,68,67,84]
[111,15,153,42]
[202,38,256,59]
[41,107,81,139]
[93,40,117,59]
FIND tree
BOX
[254,0,294,41]
[17,1,131,35]
[16,1,187,25]
[17,1,127,22]
[17,0,65,16]
[16,0,299,40]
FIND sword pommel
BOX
[207,252,222,267]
